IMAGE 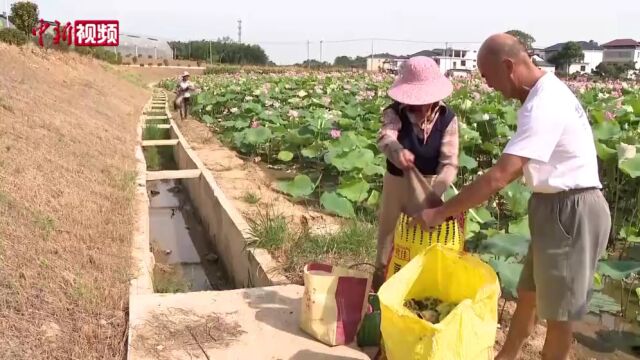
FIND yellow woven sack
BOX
[385,213,464,280]
[378,244,500,360]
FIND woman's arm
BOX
[431,117,459,196]
[377,109,405,167]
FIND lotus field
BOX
[163,71,640,315]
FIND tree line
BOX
[169,39,271,65]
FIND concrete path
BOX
[128,285,373,360]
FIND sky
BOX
[7,0,640,65]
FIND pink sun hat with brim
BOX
[388,56,453,105]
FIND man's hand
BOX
[410,153,529,226]
[410,207,447,230]
[397,149,415,170]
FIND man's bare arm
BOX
[430,153,529,219]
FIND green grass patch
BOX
[241,191,261,204]
[153,265,190,293]
[117,170,137,196]
[143,146,177,171]
[144,117,170,125]
[70,278,99,309]
[142,125,170,140]
[0,95,14,113]
[0,191,11,207]
[33,213,56,240]
[247,205,377,283]
[121,72,146,88]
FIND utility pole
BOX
[319,40,323,64]
[370,39,374,71]
[209,40,212,64]
[188,42,191,60]
[306,40,310,68]
[444,41,448,72]
[237,20,242,43]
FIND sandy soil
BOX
[0,43,148,359]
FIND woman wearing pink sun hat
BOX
[372,56,460,291]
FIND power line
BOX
[248,37,482,45]
[250,41,310,45]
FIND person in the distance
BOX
[174,71,197,120]
[372,56,460,291]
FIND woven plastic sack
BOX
[378,244,500,360]
[385,213,464,280]
[299,263,372,346]
[384,167,465,280]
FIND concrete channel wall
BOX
[129,90,288,302]
[169,116,289,288]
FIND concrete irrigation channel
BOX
[127,90,373,359]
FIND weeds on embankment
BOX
[246,204,377,283]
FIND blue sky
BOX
[10,0,640,64]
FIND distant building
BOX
[366,53,407,73]
[117,33,173,60]
[402,47,478,74]
[532,55,555,74]
[429,47,478,74]
[410,50,439,58]
[529,47,546,59]
[543,41,603,74]
[602,39,640,69]
[445,68,473,79]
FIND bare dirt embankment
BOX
[0,43,148,359]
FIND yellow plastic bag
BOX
[299,263,372,346]
[385,213,464,280]
[378,244,500,360]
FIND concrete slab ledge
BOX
[146,169,201,181]
[141,139,179,146]
[142,124,171,129]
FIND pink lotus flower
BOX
[330,129,341,139]
[605,112,615,121]
[251,120,260,128]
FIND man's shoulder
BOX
[523,75,579,113]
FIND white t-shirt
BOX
[503,72,602,193]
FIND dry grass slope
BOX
[0,43,148,359]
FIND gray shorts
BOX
[518,188,611,321]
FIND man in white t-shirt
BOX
[411,33,611,360]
